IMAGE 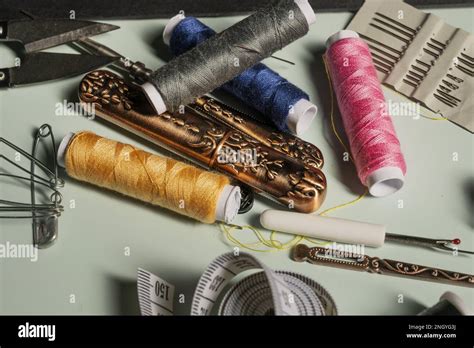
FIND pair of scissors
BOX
[0,16,119,87]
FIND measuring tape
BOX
[137,252,337,316]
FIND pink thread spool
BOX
[325,30,406,197]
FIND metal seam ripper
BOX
[259,209,474,255]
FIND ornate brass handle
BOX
[293,244,474,288]
[193,97,324,170]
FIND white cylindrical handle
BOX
[260,209,386,247]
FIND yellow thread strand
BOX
[419,113,448,121]
[221,224,276,252]
[65,131,230,223]
[319,188,368,216]
[220,223,304,252]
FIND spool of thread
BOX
[325,30,407,197]
[57,131,241,223]
[418,292,472,315]
[260,209,386,247]
[162,14,318,135]
[142,0,316,118]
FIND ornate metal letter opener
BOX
[292,244,474,288]
[78,70,327,213]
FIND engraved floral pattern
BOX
[267,132,324,169]
[79,71,328,213]
[81,70,132,110]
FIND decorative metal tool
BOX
[292,244,474,288]
[0,17,119,87]
[71,37,327,212]
[73,39,325,170]
[0,124,64,247]
[77,70,326,213]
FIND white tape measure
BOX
[137,252,337,316]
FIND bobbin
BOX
[418,291,472,316]
[162,11,318,136]
[143,0,317,126]
[326,30,405,197]
[57,132,241,223]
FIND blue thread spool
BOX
[163,14,318,135]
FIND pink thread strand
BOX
[326,37,406,186]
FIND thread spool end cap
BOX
[326,30,359,48]
[440,291,472,316]
[57,132,76,168]
[366,166,404,197]
[163,13,186,46]
[286,98,317,136]
[216,185,241,223]
[294,0,316,26]
[141,82,167,114]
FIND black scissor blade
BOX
[5,52,117,86]
[3,19,119,52]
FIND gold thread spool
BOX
[61,131,238,223]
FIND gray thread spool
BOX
[142,0,315,114]
[418,292,472,316]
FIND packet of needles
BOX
[347,0,474,132]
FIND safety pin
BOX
[0,124,64,248]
